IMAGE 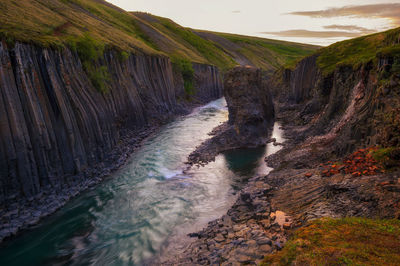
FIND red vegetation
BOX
[320,147,384,177]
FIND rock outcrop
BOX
[224,66,275,143]
[187,66,275,165]
[270,51,400,159]
[0,41,222,241]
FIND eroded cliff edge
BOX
[0,41,222,241]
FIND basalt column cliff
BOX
[0,41,222,240]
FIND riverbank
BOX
[159,121,285,265]
[2,98,277,265]
[0,125,154,244]
[164,102,400,265]
[0,99,220,244]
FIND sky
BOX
[106,0,400,46]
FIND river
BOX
[0,98,284,265]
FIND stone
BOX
[188,232,201,238]
[283,222,292,229]
[215,234,225,243]
[274,241,283,250]
[259,244,272,253]
[235,231,244,238]
[256,237,272,246]
[234,253,253,263]
[232,239,244,246]
[260,219,271,228]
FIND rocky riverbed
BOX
[164,64,400,264]
[164,115,400,265]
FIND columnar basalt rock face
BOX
[0,41,222,209]
[224,66,275,143]
[289,55,318,103]
[273,50,400,159]
[193,63,223,102]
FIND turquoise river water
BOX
[0,98,284,265]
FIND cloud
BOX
[288,3,400,26]
[260,29,364,38]
[323,24,375,34]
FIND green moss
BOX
[171,56,195,96]
[117,50,130,62]
[262,217,400,266]
[84,63,110,94]
[69,33,110,93]
[1,32,16,48]
[392,57,400,73]
[380,106,400,149]
[74,33,104,61]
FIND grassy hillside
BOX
[0,0,317,71]
[262,217,400,265]
[0,0,158,53]
[133,12,318,71]
[195,30,317,71]
[316,27,400,74]
[132,12,237,70]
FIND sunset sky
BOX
[107,0,400,46]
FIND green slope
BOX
[315,27,400,75]
[132,12,237,70]
[193,30,318,71]
[0,0,318,71]
[133,12,318,71]
[0,0,158,53]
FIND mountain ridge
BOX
[0,0,318,71]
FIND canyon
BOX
[165,27,400,265]
[0,41,224,242]
[0,0,315,244]
[1,0,400,265]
